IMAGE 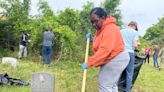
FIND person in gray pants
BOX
[18,31,30,59]
[82,7,129,92]
[159,47,164,69]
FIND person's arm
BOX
[133,40,138,49]
[87,27,117,67]
[149,49,152,56]
[51,32,55,45]
[133,32,139,49]
[22,34,26,42]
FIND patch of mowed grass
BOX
[0,59,98,92]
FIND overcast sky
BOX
[30,0,164,36]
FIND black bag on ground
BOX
[0,73,29,86]
[118,55,145,92]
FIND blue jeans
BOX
[42,46,52,64]
[153,54,159,67]
[126,52,135,92]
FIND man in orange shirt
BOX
[82,7,129,92]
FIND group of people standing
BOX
[18,27,54,65]
[17,7,164,92]
[143,44,164,69]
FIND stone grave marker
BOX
[31,72,54,92]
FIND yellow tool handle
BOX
[81,38,90,92]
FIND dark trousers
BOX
[145,54,150,64]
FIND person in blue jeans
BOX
[153,44,160,68]
[120,21,139,92]
[42,27,54,64]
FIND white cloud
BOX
[120,0,164,36]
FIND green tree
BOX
[79,1,94,33]
[0,0,31,52]
[57,8,80,31]
[102,0,122,26]
[35,1,80,61]
[38,0,54,17]
[77,2,95,57]
[143,17,164,48]
[144,17,164,40]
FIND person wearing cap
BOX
[82,7,130,92]
[120,21,139,92]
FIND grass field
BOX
[0,58,164,92]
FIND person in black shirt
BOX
[18,31,30,58]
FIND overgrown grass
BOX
[0,58,164,92]
[0,59,98,92]
[133,60,164,92]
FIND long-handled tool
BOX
[81,37,90,92]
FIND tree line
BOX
[0,0,163,61]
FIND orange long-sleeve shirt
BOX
[87,16,125,67]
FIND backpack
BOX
[0,73,29,86]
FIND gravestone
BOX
[31,72,54,92]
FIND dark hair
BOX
[22,30,27,34]
[128,21,138,31]
[89,7,107,18]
